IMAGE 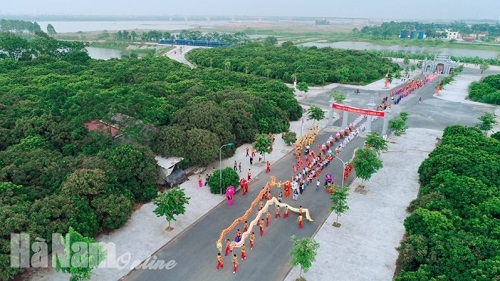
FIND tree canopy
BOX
[396,126,500,280]
[0,32,302,280]
[351,148,383,183]
[186,44,400,86]
[468,74,500,105]
[289,236,320,278]
[153,188,191,230]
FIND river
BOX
[37,20,220,33]
[302,41,499,59]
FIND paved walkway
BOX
[164,45,199,68]
[284,128,442,281]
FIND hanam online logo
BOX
[10,233,177,270]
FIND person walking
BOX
[198,175,203,188]
[238,162,242,172]
[245,147,249,157]
[292,188,299,200]
[240,244,246,260]
[249,232,255,249]
[232,254,238,274]
[316,179,321,191]
[419,97,422,103]
[249,156,253,165]
[258,201,264,211]
[216,253,224,270]
[225,239,232,256]
[265,161,271,173]
[233,160,237,171]
[247,169,252,181]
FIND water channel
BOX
[302,41,499,59]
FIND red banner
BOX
[332,103,385,117]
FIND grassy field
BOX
[56,21,499,54]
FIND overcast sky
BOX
[1,0,498,20]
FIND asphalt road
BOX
[125,68,493,281]
[125,124,366,281]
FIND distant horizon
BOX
[2,0,499,21]
[0,14,498,23]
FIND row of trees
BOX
[187,43,400,86]
[468,74,500,105]
[369,50,500,67]
[111,29,249,44]
[395,125,500,280]
[0,19,42,33]
[359,21,500,40]
[0,31,87,61]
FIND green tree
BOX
[365,132,388,155]
[296,81,309,93]
[263,36,278,46]
[253,133,272,161]
[153,188,190,231]
[54,227,106,281]
[399,112,409,122]
[98,144,158,202]
[185,128,221,166]
[60,169,108,202]
[330,91,345,104]
[389,116,408,136]
[306,106,325,125]
[208,167,239,194]
[476,112,497,134]
[479,62,489,74]
[289,235,320,280]
[91,193,133,230]
[47,24,57,35]
[352,148,383,186]
[403,57,410,66]
[283,131,297,145]
[152,125,187,157]
[329,187,350,226]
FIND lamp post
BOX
[333,154,346,189]
[219,142,234,195]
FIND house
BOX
[84,113,155,142]
[155,156,186,187]
[445,30,460,40]
[84,120,121,138]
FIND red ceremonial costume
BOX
[216,254,224,270]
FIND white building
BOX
[445,30,460,40]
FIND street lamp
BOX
[330,152,346,189]
[219,142,234,195]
